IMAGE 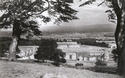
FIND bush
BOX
[112,48,118,62]
[60,58,66,63]
[75,63,83,67]
[0,42,10,57]
[51,49,66,66]
[95,59,107,66]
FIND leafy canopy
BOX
[79,0,116,23]
[0,0,78,37]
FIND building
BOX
[16,41,111,62]
[17,46,39,60]
[57,41,110,62]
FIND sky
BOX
[38,0,116,32]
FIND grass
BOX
[0,60,121,78]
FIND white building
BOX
[18,46,39,60]
[57,42,110,62]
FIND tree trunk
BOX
[121,42,125,75]
[115,9,125,75]
[120,10,125,75]
[8,20,20,61]
[115,16,123,74]
[8,36,18,61]
[112,0,125,74]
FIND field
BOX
[0,60,120,78]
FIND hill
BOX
[41,32,115,40]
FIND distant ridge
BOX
[0,23,115,38]
[40,24,116,33]
[0,30,114,38]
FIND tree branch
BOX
[79,0,96,7]
[25,0,50,17]
[112,0,121,17]
[98,0,105,6]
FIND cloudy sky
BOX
[38,0,116,32]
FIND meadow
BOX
[0,60,120,78]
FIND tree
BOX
[34,39,57,62]
[0,0,78,61]
[80,0,125,74]
[34,39,66,66]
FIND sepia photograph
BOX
[0,0,124,78]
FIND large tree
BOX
[80,0,125,74]
[0,0,78,61]
[34,39,66,66]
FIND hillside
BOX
[0,61,120,78]
[0,30,114,38]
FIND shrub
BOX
[51,49,66,66]
[95,59,107,66]
[0,41,10,57]
[112,48,118,62]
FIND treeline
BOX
[76,38,109,47]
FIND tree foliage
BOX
[51,49,66,66]
[34,39,66,66]
[0,0,78,61]
[34,39,57,61]
[79,0,116,23]
[0,0,78,38]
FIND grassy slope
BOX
[0,61,120,78]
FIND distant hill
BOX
[41,32,115,40]
[0,30,114,39]
[40,24,116,33]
